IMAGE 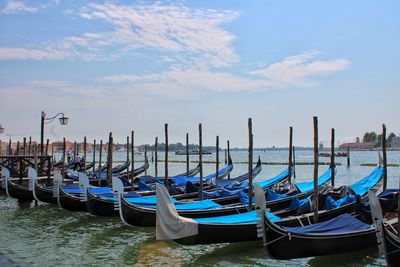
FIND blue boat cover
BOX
[266,189,288,201]
[194,210,281,224]
[203,189,223,198]
[127,195,178,205]
[170,163,233,186]
[290,196,310,209]
[255,169,289,189]
[102,195,178,204]
[143,200,222,211]
[174,200,221,210]
[378,189,399,198]
[283,214,371,235]
[295,168,333,193]
[215,162,262,188]
[239,191,251,204]
[98,191,141,198]
[325,195,357,210]
[138,180,153,191]
[62,186,111,194]
[350,166,383,196]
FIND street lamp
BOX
[40,111,69,156]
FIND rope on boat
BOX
[386,222,398,236]
[294,216,304,227]
[264,232,288,246]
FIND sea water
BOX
[0,150,398,266]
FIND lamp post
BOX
[40,111,69,156]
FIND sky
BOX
[0,0,399,148]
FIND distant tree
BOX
[363,132,377,143]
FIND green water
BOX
[1,150,396,266]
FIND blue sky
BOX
[0,0,399,147]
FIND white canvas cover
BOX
[28,167,37,191]
[156,183,198,240]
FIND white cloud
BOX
[250,51,351,86]
[99,51,350,98]
[1,1,39,14]
[0,47,70,60]
[0,2,239,66]
[71,2,239,66]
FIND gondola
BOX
[381,222,400,267]
[6,179,34,202]
[263,212,377,259]
[156,166,383,245]
[33,161,149,204]
[370,189,400,267]
[59,161,215,213]
[119,164,329,228]
[119,163,289,227]
[86,162,204,217]
[1,167,34,202]
[86,159,236,217]
[262,189,396,260]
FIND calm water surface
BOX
[1,150,398,266]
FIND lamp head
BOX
[59,116,69,125]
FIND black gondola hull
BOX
[34,183,57,204]
[120,195,255,227]
[86,191,117,216]
[58,187,87,211]
[383,225,400,267]
[7,180,33,202]
[176,223,258,245]
[265,224,376,259]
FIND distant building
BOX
[52,141,75,152]
[339,141,375,150]
[389,136,400,149]
[319,142,324,150]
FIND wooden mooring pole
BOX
[107,133,113,187]
[382,124,387,191]
[186,133,189,176]
[23,137,26,155]
[165,124,169,190]
[130,131,134,190]
[288,127,293,182]
[28,137,32,155]
[331,128,335,186]
[199,123,203,200]
[398,171,400,237]
[248,118,254,210]
[313,116,319,223]
[74,141,77,159]
[98,140,103,186]
[8,139,11,155]
[216,135,219,182]
[83,136,87,174]
[45,139,49,156]
[126,136,130,172]
[62,137,66,181]
[293,146,296,179]
[155,137,158,177]
[144,145,148,175]
[93,140,96,173]
[227,140,231,179]
[347,146,350,167]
